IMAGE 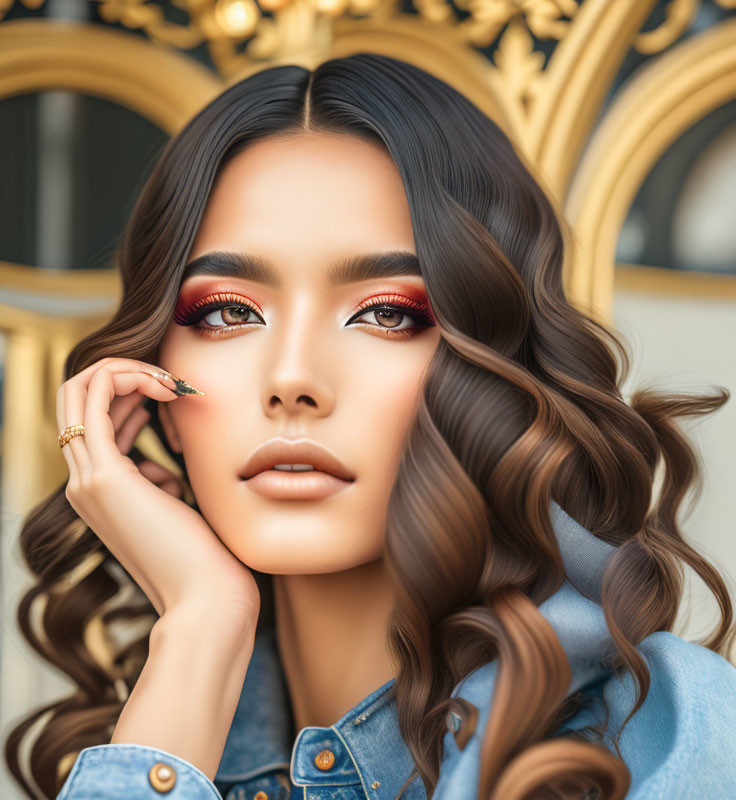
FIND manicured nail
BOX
[170,376,205,396]
[144,369,205,396]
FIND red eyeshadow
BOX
[175,281,264,318]
[357,286,435,324]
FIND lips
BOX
[240,437,355,482]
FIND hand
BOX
[57,357,260,624]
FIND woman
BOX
[6,53,736,800]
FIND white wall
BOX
[613,287,736,656]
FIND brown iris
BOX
[374,308,402,328]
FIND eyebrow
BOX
[179,250,422,289]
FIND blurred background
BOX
[1,0,735,796]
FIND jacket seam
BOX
[330,724,372,798]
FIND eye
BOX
[346,294,435,339]
[174,292,265,337]
[173,291,436,340]
[201,305,259,328]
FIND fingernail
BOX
[170,376,205,396]
[145,369,205,396]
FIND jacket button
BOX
[148,762,177,792]
[254,792,269,800]
[314,749,335,770]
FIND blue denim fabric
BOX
[55,500,736,799]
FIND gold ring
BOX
[58,424,85,449]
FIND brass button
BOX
[314,749,335,770]
[148,762,177,793]
[254,792,269,800]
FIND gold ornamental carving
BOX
[1,1,732,86]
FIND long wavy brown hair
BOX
[5,53,735,800]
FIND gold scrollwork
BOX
[450,0,579,49]
[633,0,736,56]
[633,0,698,55]
[0,0,582,79]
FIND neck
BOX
[272,557,397,733]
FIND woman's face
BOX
[157,132,440,574]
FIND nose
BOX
[259,301,336,421]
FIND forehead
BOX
[189,132,416,271]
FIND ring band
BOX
[58,424,85,449]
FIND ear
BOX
[157,401,183,454]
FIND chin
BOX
[230,539,384,576]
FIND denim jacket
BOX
[55,501,736,799]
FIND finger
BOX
[137,458,181,483]
[66,358,184,401]
[56,379,78,478]
[159,478,183,498]
[85,369,180,468]
[116,404,152,455]
[57,357,129,475]
[109,389,147,433]
[91,358,189,397]
[137,460,184,498]
[64,356,175,392]
[61,374,93,475]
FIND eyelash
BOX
[173,292,435,340]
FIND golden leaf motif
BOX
[493,16,545,112]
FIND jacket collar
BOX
[215,499,618,795]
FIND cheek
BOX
[368,339,432,407]
[350,348,430,460]
[169,380,249,479]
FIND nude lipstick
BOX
[240,437,355,500]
